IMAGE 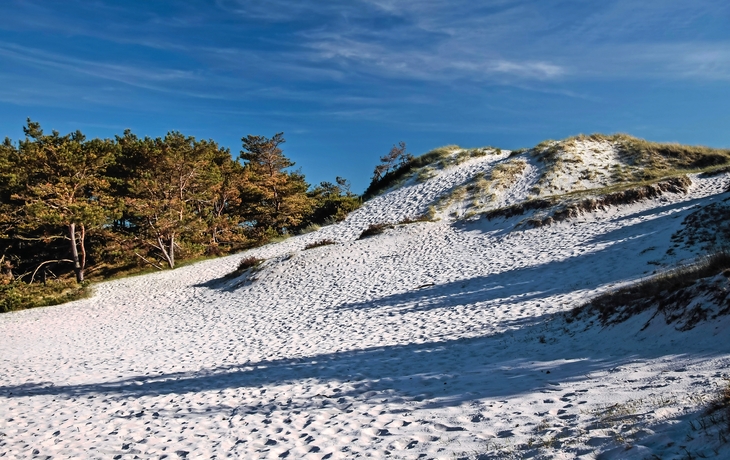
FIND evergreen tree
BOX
[204,147,249,251]
[0,137,21,281]
[116,131,232,268]
[12,120,118,283]
[239,133,312,235]
[301,177,361,229]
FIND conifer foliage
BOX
[239,133,312,236]
[12,121,118,282]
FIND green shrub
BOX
[0,280,89,313]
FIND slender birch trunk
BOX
[68,222,84,283]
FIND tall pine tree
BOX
[239,133,311,236]
[12,120,118,283]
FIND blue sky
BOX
[1,1,729,192]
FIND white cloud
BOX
[493,61,566,79]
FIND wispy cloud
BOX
[493,61,566,79]
[0,43,197,83]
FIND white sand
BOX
[2,154,730,459]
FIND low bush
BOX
[0,280,90,313]
[396,215,432,225]
[358,223,393,239]
[225,256,265,279]
[304,239,337,250]
[237,256,264,271]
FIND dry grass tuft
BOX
[225,256,265,279]
[570,251,730,329]
[396,215,433,225]
[304,239,337,250]
[358,223,394,239]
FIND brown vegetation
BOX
[224,256,265,280]
[484,176,691,227]
[358,223,393,239]
[569,251,730,330]
[304,239,337,250]
[526,176,692,228]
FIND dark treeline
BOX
[0,120,359,308]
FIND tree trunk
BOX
[68,222,84,283]
[80,224,87,272]
[169,234,175,269]
[156,234,175,269]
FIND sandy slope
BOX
[2,153,730,459]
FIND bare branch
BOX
[30,259,73,284]
[134,252,164,270]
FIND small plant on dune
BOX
[396,214,432,225]
[570,250,730,327]
[706,378,730,435]
[238,256,264,271]
[297,223,321,235]
[358,223,393,239]
[304,239,337,250]
[225,256,265,279]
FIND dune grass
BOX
[358,223,394,239]
[363,145,503,200]
[569,251,730,328]
[304,239,337,250]
[223,256,265,280]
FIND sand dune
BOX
[2,149,730,459]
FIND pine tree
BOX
[116,131,231,268]
[239,133,312,236]
[371,141,412,182]
[12,120,118,283]
[204,147,249,250]
[301,177,361,229]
